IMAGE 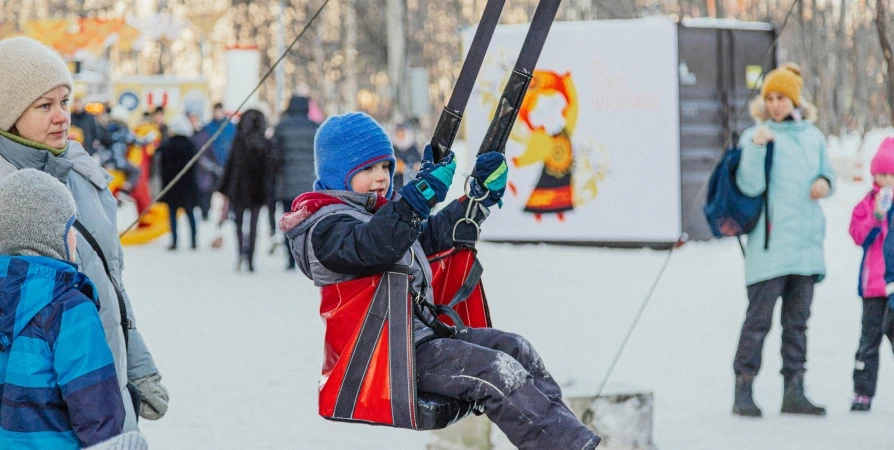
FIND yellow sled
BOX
[119,203,170,246]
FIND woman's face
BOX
[12,86,71,149]
[765,91,795,122]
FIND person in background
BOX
[203,102,237,167]
[850,137,894,412]
[271,95,319,269]
[152,106,168,143]
[731,63,833,418]
[101,106,143,196]
[157,116,200,250]
[188,110,222,221]
[70,94,104,155]
[218,109,273,272]
[391,122,421,191]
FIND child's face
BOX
[350,161,391,196]
[875,173,894,187]
[66,227,77,263]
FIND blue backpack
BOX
[703,141,774,250]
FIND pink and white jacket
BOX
[850,185,889,299]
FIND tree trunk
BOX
[833,0,848,125]
[877,0,894,127]
[386,0,407,118]
[344,0,358,111]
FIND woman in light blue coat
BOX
[731,63,833,418]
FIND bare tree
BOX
[878,0,894,127]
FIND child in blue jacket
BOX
[0,169,124,448]
[282,113,599,450]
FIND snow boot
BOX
[781,373,826,416]
[732,375,762,417]
[850,394,871,412]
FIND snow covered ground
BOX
[123,137,894,449]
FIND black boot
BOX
[781,373,826,416]
[732,375,762,417]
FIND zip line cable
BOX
[591,0,801,402]
[120,0,332,237]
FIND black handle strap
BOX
[763,141,774,250]
[477,0,562,158]
[431,0,507,161]
[73,220,130,348]
[447,258,484,309]
[431,0,564,162]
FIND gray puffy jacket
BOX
[0,134,158,431]
[283,190,488,343]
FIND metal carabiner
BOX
[452,176,489,244]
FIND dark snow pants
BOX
[415,328,600,450]
[853,297,894,397]
[734,275,816,377]
[167,205,197,248]
[198,191,213,220]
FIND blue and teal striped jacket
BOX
[0,256,123,449]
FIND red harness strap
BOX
[316,248,490,429]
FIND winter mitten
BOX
[469,152,509,208]
[85,431,149,450]
[398,145,456,217]
[132,373,169,420]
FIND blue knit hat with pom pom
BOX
[313,112,396,198]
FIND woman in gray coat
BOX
[0,37,168,428]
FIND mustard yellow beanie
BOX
[761,63,803,106]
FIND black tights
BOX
[233,205,261,268]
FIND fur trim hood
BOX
[749,96,817,123]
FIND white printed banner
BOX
[461,18,681,242]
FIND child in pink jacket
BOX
[849,137,894,411]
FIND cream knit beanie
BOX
[0,37,74,131]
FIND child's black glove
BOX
[399,145,456,217]
[470,152,508,208]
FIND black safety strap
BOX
[431,0,507,161]
[73,220,130,348]
[477,0,561,157]
[430,0,564,162]
[447,258,484,309]
[412,255,484,339]
[762,141,774,250]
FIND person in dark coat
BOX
[70,95,104,155]
[152,106,169,143]
[157,116,200,250]
[218,109,273,272]
[271,96,319,269]
[188,111,222,221]
[391,122,421,191]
